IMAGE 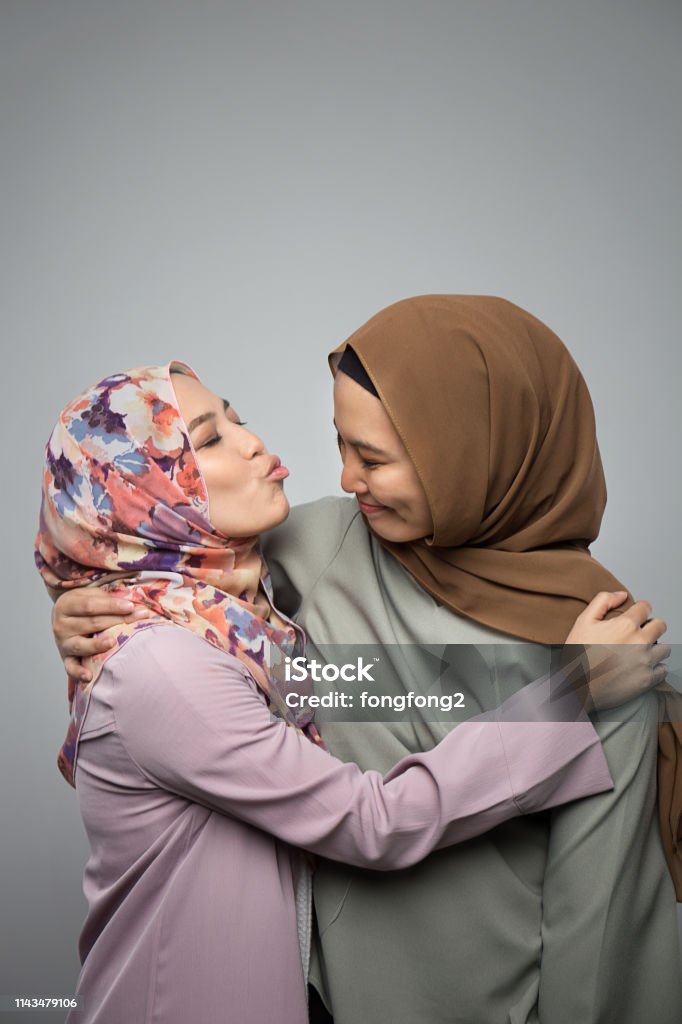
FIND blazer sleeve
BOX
[536,692,682,1023]
[110,625,614,872]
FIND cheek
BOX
[404,494,431,528]
[377,469,423,511]
[385,472,431,530]
[196,454,246,505]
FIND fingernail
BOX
[118,601,135,612]
[133,608,152,619]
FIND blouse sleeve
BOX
[108,625,613,871]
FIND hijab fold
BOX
[35,361,322,787]
[330,294,682,897]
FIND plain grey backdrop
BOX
[2,0,681,1008]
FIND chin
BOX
[275,494,291,521]
[263,493,290,531]
[215,495,291,539]
[366,519,418,544]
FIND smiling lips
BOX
[265,456,289,481]
[357,498,387,515]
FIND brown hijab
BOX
[330,294,682,896]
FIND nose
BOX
[340,452,369,496]
[242,427,266,459]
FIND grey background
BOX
[2,0,681,1006]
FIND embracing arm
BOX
[107,626,613,871]
[53,585,670,705]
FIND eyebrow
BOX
[333,419,389,457]
[188,398,230,434]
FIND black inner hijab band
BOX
[336,346,379,398]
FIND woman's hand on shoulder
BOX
[52,590,152,681]
[566,590,670,711]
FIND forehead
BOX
[170,372,216,410]
[333,371,400,446]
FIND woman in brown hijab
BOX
[329,296,682,898]
[52,296,682,1023]
[330,294,657,641]
[306,295,681,1023]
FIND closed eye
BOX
[199,434,222,449]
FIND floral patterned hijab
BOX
[35,361,322,786]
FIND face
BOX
[333,370,433,543]
[171,372,290,538]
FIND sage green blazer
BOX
[264,497,682,1024]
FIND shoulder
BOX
[262,497,362,595]
[92,624,273,788]
[98,623,267,758]
[102,622,252,693]
[263,496,359,554]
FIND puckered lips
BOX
[264,455,289,481]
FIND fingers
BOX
[68,610,152,635]
[62,634,116,659]
[61,613,155,683]
[652,664,668,686]
[56,591,136,617]
[639,617,667,644]
[55,608,152,643]
[651,643,672,667]
[53,589,157,649]
[65,657,90,682]
[582,591,629,622]
[622,600,653,628]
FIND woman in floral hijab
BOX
[36,360,618,1024]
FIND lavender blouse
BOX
[69,623,612,1024]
